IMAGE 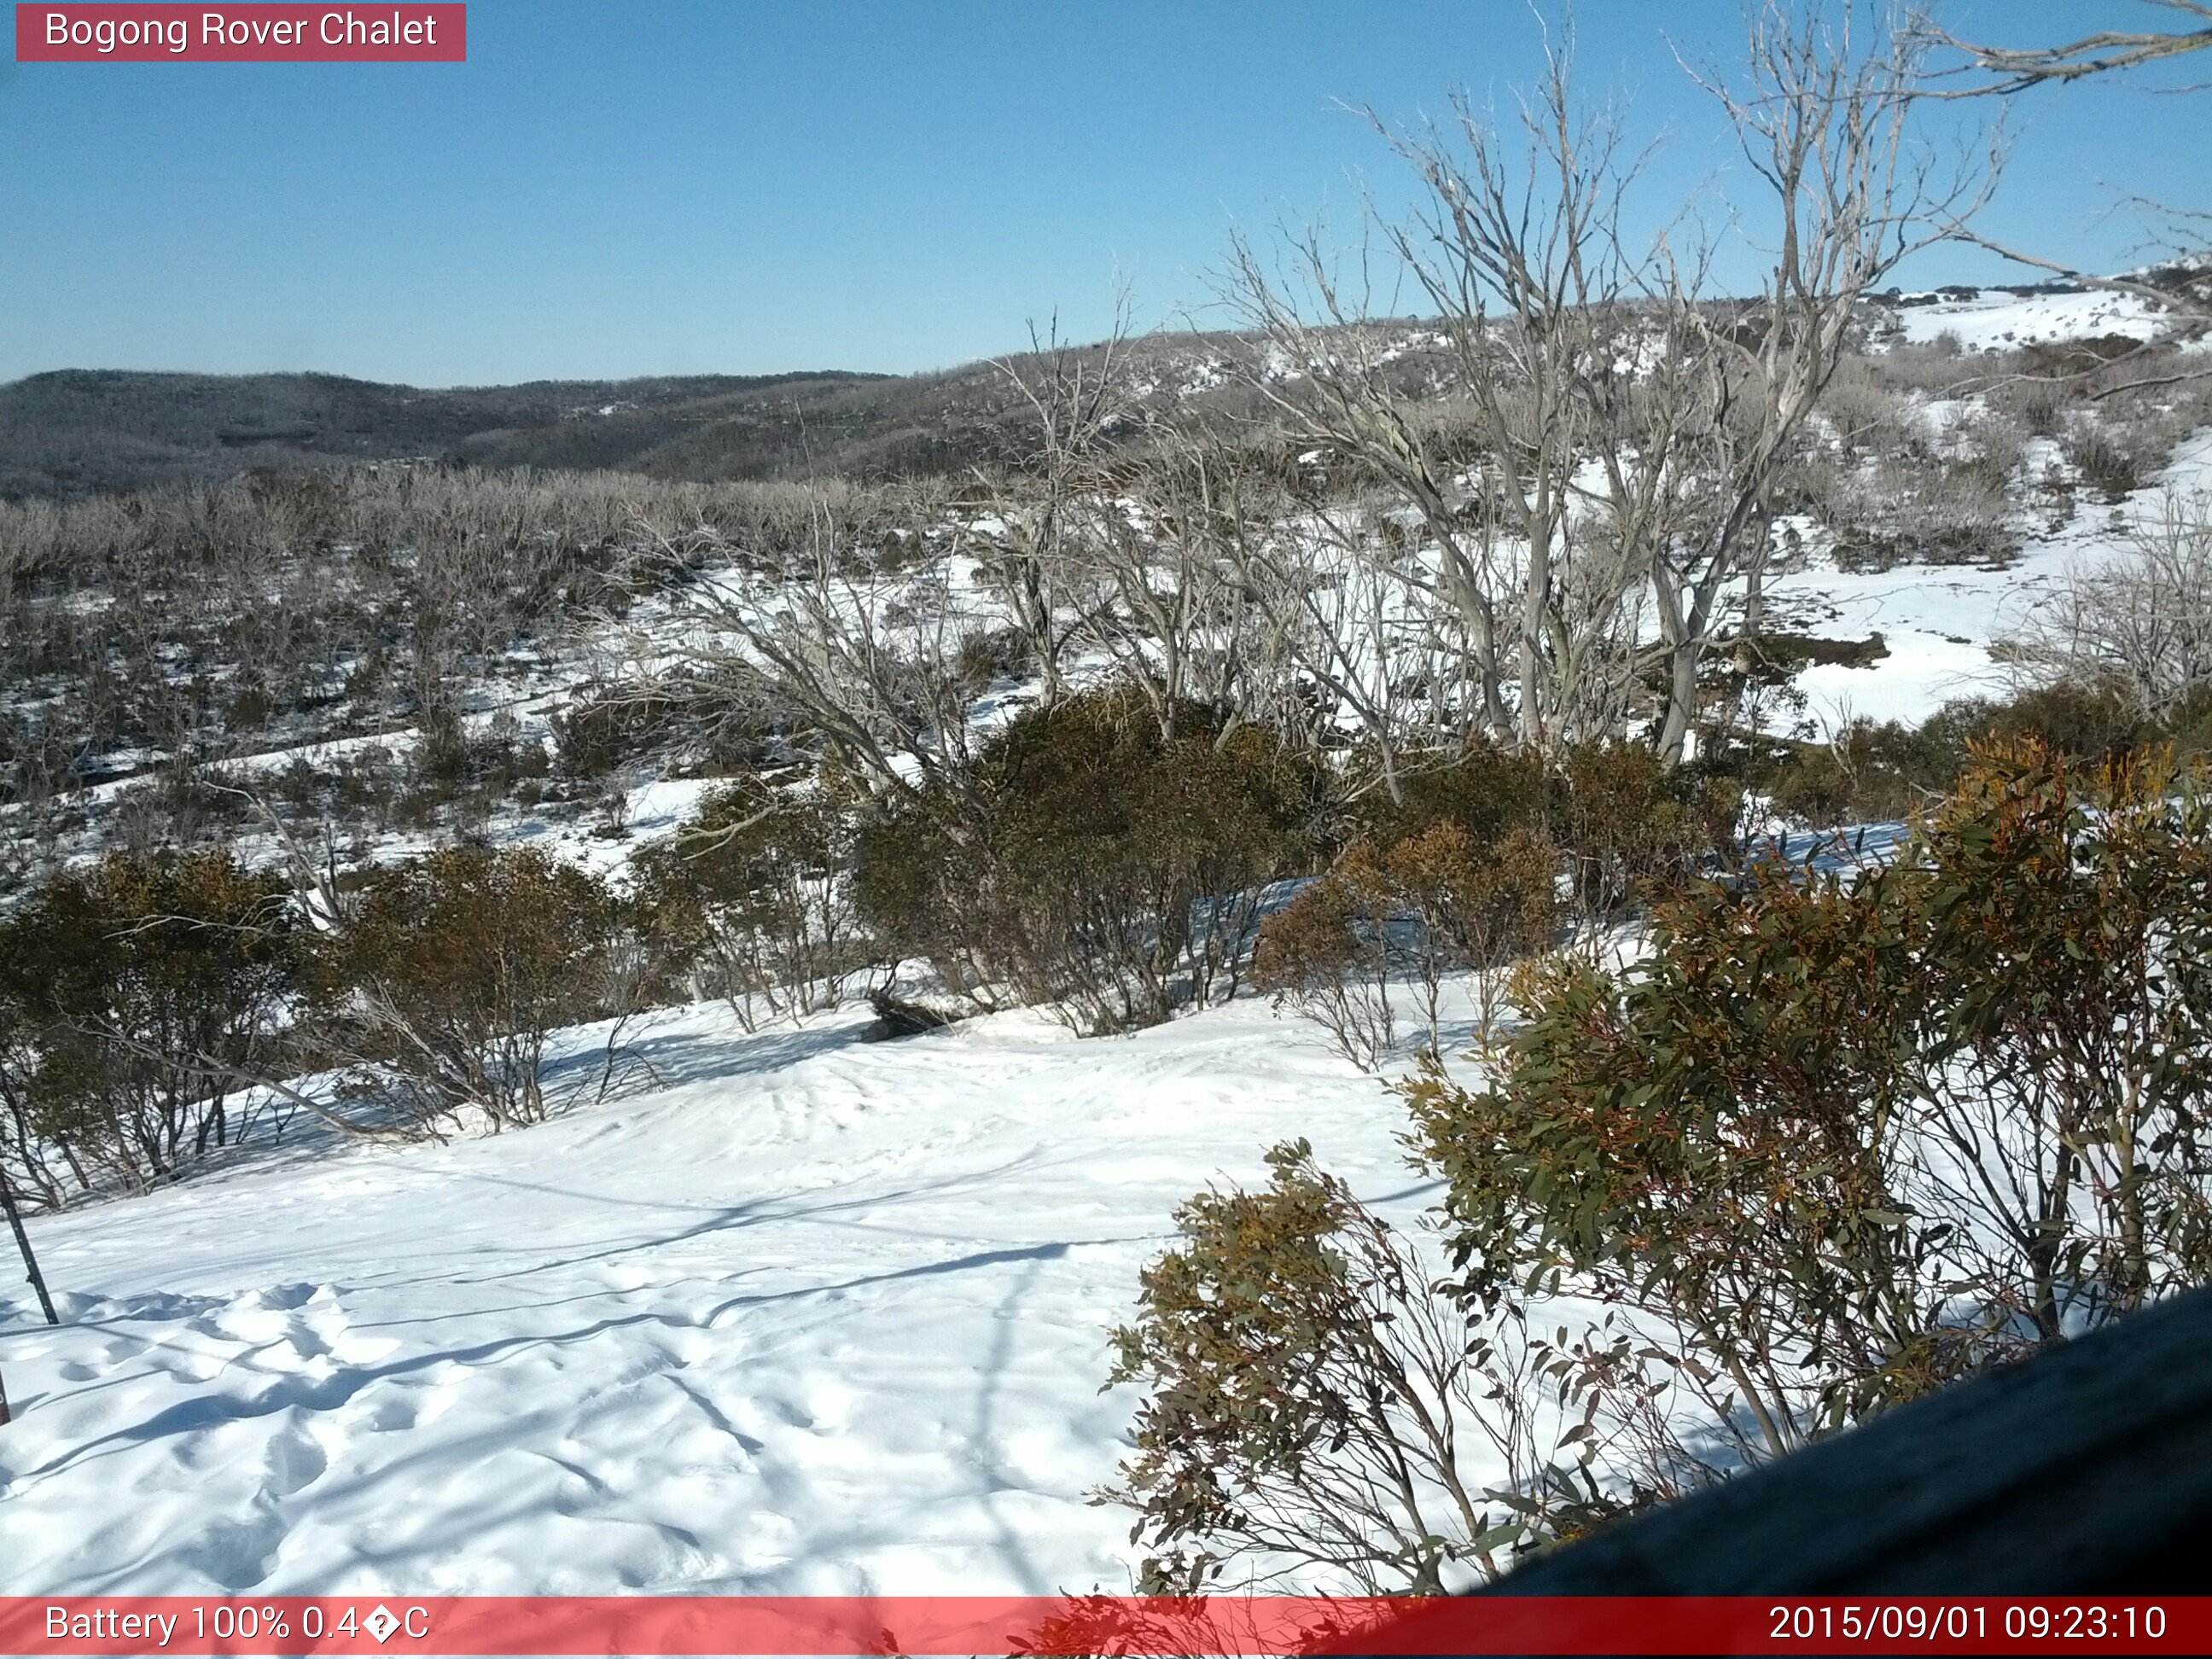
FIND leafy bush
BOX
[1549,741,1736,924]
[1255,741,1723,1068]
[313,845,623,1128]
[1761,681,2155,826]
[1254,824,1557,1068]
[1119,742,2212,1592]
[1251,861,1397,1069]
[634,777,864,1027]
[1395,822,1559,1045]
[0,850,299,1195]
[1105,1140,1641,1593]
[856,689,1318,1033]
[1339,745,1546,854]
[1337,741,1720,934]
[1408,740,2212,1481]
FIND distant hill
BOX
[0,364,1059,498]
[0,323,1371,501]
[19,273,2179,501]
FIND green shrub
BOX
[1254,822,1558,1067]
[1408,739,2212,1476]
[634,777,864,1027]
[1761,680,2155,827]
[314,845,621,1128]
[1104,1140,1641,1592]
[1117,742,2212,1592]
[1340,745,1547,854]
[0,850,299,1192]
[1549,741,1736,923]
[857,688,1319,1033]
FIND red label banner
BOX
[0,1596,2203,1656]
[15,4,464,61]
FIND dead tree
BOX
[1635,2,1998,763]
[1930,3,2212,92]
[642,480,982,804]
[1225,8,1994,767]
[1220,39,1695,767]
[1223,218,1534,759]
[1917,3,2210,390]
[978,303,1141,704]
[2005,490,2212,714]
[1,1149,60,1428]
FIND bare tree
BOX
[1224,9,1988,770]
[642,481,983,803]
[2006,491,2212,714]
[1,1163,60,1328]
[975,306,1140,705]
[1639,2,2000,762]
[1221,136,1604,765]
[1068,421,1295,744]
[1913,3,2210,398]
[0,1126,61,1429]
[1930,2,2212,92]
[1367,53,1651,759]
[1240,484,1441,798]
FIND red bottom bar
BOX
[0,1596,2203,1656]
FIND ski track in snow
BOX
[0,997,1441,1595]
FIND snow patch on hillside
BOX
[1763,428,2212,730]
[1885,288,2171,351]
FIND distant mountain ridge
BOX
[10,271,2197,502]
[0,365,1031,499]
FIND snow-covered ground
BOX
[1765,428,2212,731]
[1883,286,2174,351]
[0,996,1441,1596]
[8,281,2212,1599]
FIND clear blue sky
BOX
[3,1,2206,386]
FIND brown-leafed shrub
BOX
[1550,741,1734,926]
[1252,861,1396,1069]
[1254,822,1558,1068]
[1409,739,2212,1485]
[1399,821,1559,1045]
[1118,742,2212,1595]
[1104,1139,1656,1592]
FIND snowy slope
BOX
[0,997,1440,1596]
[1884,287,2173,351]
[1763,428,2212,730]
